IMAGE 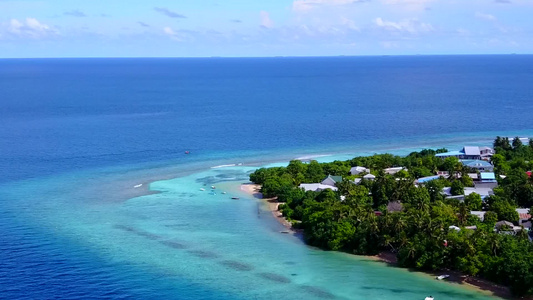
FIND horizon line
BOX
[0,53,531,60]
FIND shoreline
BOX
[240,183,514,299]
[240,183,300,233]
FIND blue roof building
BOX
[461,160,494,172]
[480,172,497,183]
[416,175,441,184]
[436,147,482,160]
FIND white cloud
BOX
[163,26,184,41]
[163,27,175,35]
[341,17,360,31]
[6,18,57,39]
[381,0,433,11]
[260,11,274,29]
[374,17,434,34]
[475,12,497,21]
[162,27,198,42]
[293,0,365,12]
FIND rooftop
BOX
[464,187,494,197]
[480,172,496,180]
[299,183,338,192]
[463,146,481,156]
[417,175,441,183]
[436,150,464,157]
[516,208,531,220]
[461,159,493,167]
[323,175,343,183]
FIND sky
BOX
[0,0,532,57]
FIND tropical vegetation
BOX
[249,137,533,296]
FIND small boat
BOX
[133,184,142,188]
[280,231,290,234]
[184,151,190,154]
[436,275,449,280]
[222,192,226,194]
[231,197,240,200]
[199,188,205,191]
[424,297,434,300]
[211,185,216,189]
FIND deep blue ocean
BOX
[1,56,532,299]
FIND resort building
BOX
[435,146,483,160]
[384,167,407,175]
[416,175,442,184]
[480,172,497,183]
[471,209,531,229]
[464,187,494,198]
[350,166,370,175]
[363,174,376,180]
[480,147,495,159]
[461,160,494,172]
[442,186,494,200]
[321,175,343,187]
[299,183,338,192]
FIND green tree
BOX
[487,195,519,222]
[464,193,483,210]
[483,211,498,228]
[512,136,523,150]
[443,157,461,179]
[306,160,326,183]
[287,160,307,178]
[450,180,464,196]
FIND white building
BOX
[350,166,370,175]
[384,167,407,175]
[363,174,376,180]
[299,183,338,192]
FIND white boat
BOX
[424,297,434,300]
[222,192,226,194]
[211,185,216,189]
[436,274,450,280]
[133,184,142,188]
[199,188,205,191]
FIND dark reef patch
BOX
[301,285,336,299]
[258,272,291,284]
[188,250,218,259]
[114,225,160,240]
[159,240,187,249]
[219,260,254,272]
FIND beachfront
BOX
[244,140,533,299]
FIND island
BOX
[248,136,533,297]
